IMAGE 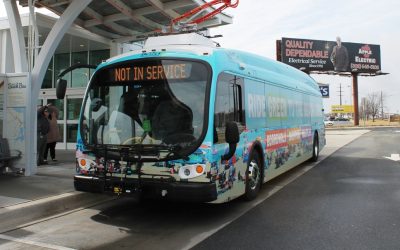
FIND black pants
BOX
[37,134,47,164]
[44,142,57,160]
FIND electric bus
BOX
[58,33,325,203]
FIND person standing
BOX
[44,103,61,162]
[37,106,50,165]
[330,36,349,72]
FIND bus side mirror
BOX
[56,79,67,99]
[221,121,239,161]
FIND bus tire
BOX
[311,133,319,162]
[244,151,262,201]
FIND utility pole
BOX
[380,91,384,119]
[352,73,359,125]
[338,83,344,105]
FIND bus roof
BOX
[102,33,320,95]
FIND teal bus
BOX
[61,33,325,203]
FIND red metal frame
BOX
[171,0,239,27]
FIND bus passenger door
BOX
[213,73,245,195]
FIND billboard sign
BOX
[331,105,354,114]
[318,84,329,98]
[281,37,381,73]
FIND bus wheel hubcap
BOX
[248,161,260,190]
[314,143,318,156]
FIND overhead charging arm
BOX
[167,0,239,32]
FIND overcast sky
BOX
[210,0,400,113]
[1,0,399,113]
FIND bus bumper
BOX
[74,175,217,202]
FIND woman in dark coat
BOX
[37,106,50,165]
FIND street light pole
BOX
[352,73,359,126]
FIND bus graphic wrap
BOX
[71,33,325,203]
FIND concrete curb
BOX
[0,191,115,233]
[325,125,400,130]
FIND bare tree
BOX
[360,97,369,121]
[367,92,380,122]
[379,91,388,119]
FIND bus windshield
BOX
[80,59,210,159]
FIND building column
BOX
[110,42,123,57]
[24,0,92,175]
[3,0,28,73]
[5,0,92,175]
[0,31,15,73]
[31,0,92,97]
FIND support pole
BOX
[24,0,92,175]
[31,0,92,97]
[4,0,92,176]
[276,40,282,62]
[3,0,28,72]
[352,73,359,126]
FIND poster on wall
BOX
[4,73,30,170]
[6,75,27,107]
[280,37,381,73]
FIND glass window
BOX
[54,53,71,88]
[42,57,53,89]
[90,50,109,65]
[71,51,89,88]
[67,124,78,143]
[214,73,244,143]
[80,59,210,159]
[67,98,82,120]
[89,50,110,76]
[37,99,43,106]
[58,124,64,142]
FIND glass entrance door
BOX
[41,97,65,149]
[65,95,83,149]
[40,91,84,150]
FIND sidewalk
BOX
[0,150,113,233]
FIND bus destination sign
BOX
[113,63,191,82]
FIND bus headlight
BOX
[179,164,206,179]
[77,157,97,171]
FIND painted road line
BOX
[384,154,400,162]
[0,234,76,250]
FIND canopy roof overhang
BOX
[19,0,233,43]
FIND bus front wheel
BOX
[244,151,262,201]
[311,133,319,162]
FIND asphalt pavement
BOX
[193,127,400,250]
[1,128,395,249]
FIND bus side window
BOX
[214,73,244,144]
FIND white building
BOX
[1,13,141,149]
